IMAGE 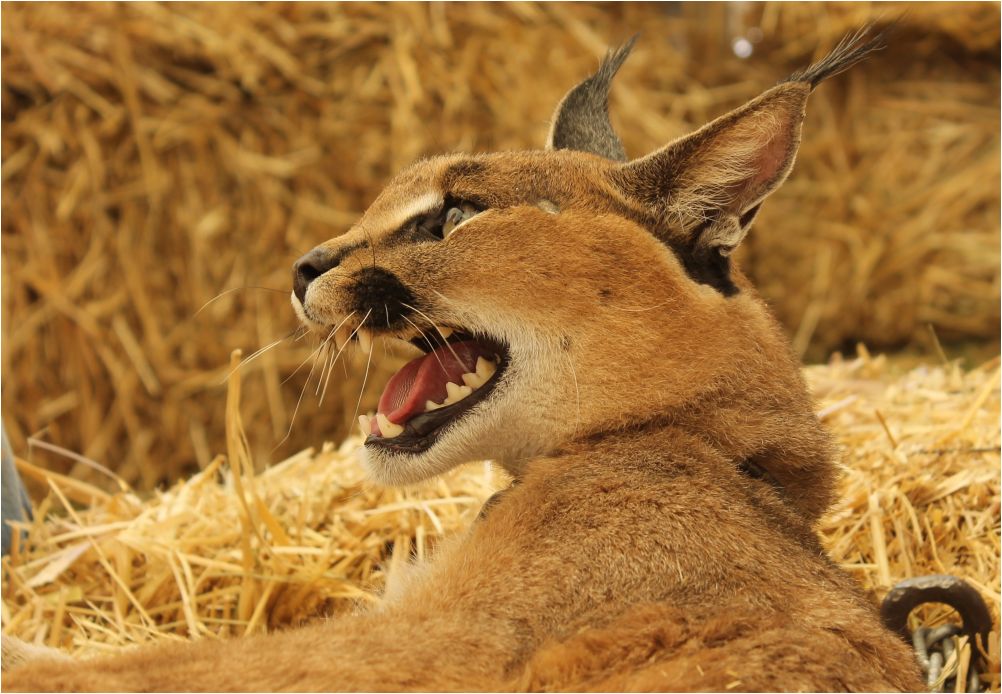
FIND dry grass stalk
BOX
[1,3,998,489]
[1,352,998,689]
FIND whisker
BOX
[282,336,329,386]
[349,309,374,424]
[402,314,447,372]
[401,302,465,367]
[429,288,459,306]
[193,285,288,318]
[352,341,375,428]
[318,341,347,407]
[314,327,339,397]
[314,313,357,395]
[220,329,300,384]
[27,438,132,493]
[274,335,329,451]
[314,325,346,397]
[318,312,367,407]
[315,340,335,396]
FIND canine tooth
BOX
[357,328,373,354]
[358,415,372,437]
[475,356,497,380]
[438,326,454,339]
[462,372,485,389]
[425,399,444,411]
[376,413,404,438]
[334,325,351,351]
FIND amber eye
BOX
[415,199,482,241]
[440,203,479,238]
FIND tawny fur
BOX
[3,30,922,692]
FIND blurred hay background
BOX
[2,2,999,488]
[2,352,999,690]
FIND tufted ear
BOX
[614,83,810,260]
[545,36,638,162]
[611,27,885,295]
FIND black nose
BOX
[292,247,338,304]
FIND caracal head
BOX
[290,31,882,516]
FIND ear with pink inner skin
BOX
[613,82,810,261]
[611,27,885,293]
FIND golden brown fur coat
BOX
[3,29,923,692]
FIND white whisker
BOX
[193,285,287,318]
[220,331,296,385]
[282,336,328,386]
[315,340,335,396]
[314,312,357,395]
[274,334,329,451]
[403,314,447,372]
[402,302,464,367]
[429,288,459,307]
[319,313,367,407]
[349,309,375,424]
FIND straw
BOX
[2,351,998,690]
[1,3,997,489]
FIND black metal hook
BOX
[880,574,993,671]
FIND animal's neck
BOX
[427,427,833,648]
[544,352,836,524]
[547,422,822,540]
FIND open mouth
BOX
[358,327,509,454]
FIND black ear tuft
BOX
[545,35,639,161]
[785,24,887,90]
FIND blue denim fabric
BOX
[2,426,32,555]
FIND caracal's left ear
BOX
[611,27,886,295]
[545,35,638,161]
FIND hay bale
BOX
[2,3,998,488]
[2,352,998,689]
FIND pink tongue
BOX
[376,340,495,428]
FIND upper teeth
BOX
[356,328,373,354]
[366,356,499,440]
[425,356,497,412]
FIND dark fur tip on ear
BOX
[597,34,640,89]
[784,23,888,90]
[545,35,639,161]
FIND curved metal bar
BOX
[880,574,993,669]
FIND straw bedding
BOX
[2,3,999,488]
[1,350,999,690]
